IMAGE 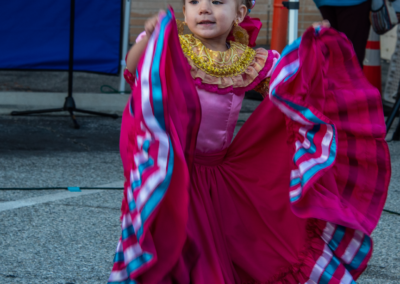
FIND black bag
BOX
[371,0,398,35]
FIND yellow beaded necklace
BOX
[179,34,256,78]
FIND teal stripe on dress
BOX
[293,124,320,163]
[150,11,172,131]
[126,253,153,275]
[290,177,301,187]
[109,279,138,284]
[281,37,301,57]
[129,200,136,211]
[344,234,372,271]
[283,67,299,82]
[131,158,154,191]
[271,90,326,125]
[131,139,153,191]
[290,195,301,202]
[122,225,135,240]
[328,225,346,251]
[113,251,125,263]
[300,129,336,186]
[129,97,134,116]
[319,254,341,284]
[143,140,150,152]
[280,96,325,125]
[273,37,301,70]
[137,159,153,175]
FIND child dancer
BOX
[109,0,390,283]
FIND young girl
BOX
[109,0,390,283]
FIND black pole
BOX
[385,81,400,133]
[68,0,75,99]
[65,0,80,128]
[386,94,400,132]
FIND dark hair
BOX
[242,0,252,10]
[182,0,253,11]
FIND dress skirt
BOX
[108,9,390,284]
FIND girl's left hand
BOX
[312,20,331,29]
[144,10,166,37]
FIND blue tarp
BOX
[0,0,121,74]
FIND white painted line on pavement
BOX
[0,190,103,212]
[96,180,124,188]
[0,180,124,212]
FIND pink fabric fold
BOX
[227,15,263,47]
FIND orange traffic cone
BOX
[270,0,289,54]
[363,27,382,94]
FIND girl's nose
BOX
[199,0,211,14]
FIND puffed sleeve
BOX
[124,31,147,87]
[253,49,280,97]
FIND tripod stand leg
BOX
[386,82,400,132]
[386,97,400,133]
[393,120,400,140]
[68,110,80,129]
[11,108,64,116]
[74,108,118,119]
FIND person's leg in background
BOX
[319,0,372,68]
[318,5,339,31]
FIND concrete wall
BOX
[129,0,322,46]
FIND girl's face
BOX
[183,0,246,41]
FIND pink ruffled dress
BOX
[109,10,390,284]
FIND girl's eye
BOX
[189,0,199,4]
[212,0,223,4]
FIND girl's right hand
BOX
[125,10,165,74]
[312,20,330,29]
[144,10,165,36]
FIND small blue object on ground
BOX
[67,187,81,192]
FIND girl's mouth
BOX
[198,21,216,25]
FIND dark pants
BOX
[319,0,372,67]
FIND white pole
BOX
[288,0,299,45]
[119,0,132,93]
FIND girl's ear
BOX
[237,4,247,23]
[183,5,186,22]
